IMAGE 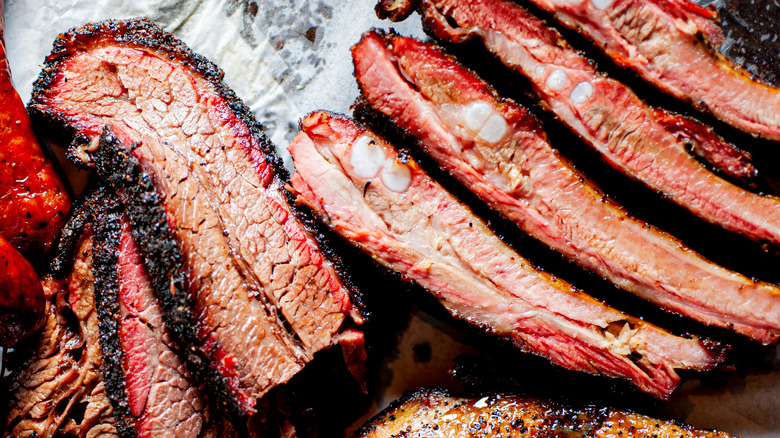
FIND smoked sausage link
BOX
[0,5,71,254]
[0,234,44,346]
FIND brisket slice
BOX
[506,0,780,141]
[351,31,780,344]
[29,18,362,415]
[288,111,722,399]
[91,190,230,438]
[6,231,119,438]
[386,0,780,247]
[355,388,733,438]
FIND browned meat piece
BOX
[6,231,119,438]
[6,186,236,438]
[28,18,363,416]
[0,233,45,347]
[288,111,722,399]
[504,0,780,141]
[0,0,71,254]
[355,388,733,438]
[378,0,780,248]
[351,31,780,344]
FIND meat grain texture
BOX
[27,18,362,418]
[288,110,722,399]
[518,0,780,141]
[351,30,780,344]
[380,0,780,249]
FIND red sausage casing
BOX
[0,234,44,346]
[0,4,71,254]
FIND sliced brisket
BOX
[29,18,361,415]
[355,388,733,438]
[381,0,780,248]
[6,231,119,438]
[288,111,722,399]
[509,0,780,141]
[351,31,780,344]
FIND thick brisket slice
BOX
[6,232,119,438]
[513,0,780,141]
[352,31,780,344]
[355,388,733,438]
[392,0,780,247]
[29,18,360,415]
[288,111,722,399]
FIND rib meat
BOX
[352,31,780,344]
[355,388,733,438]
[28,18,362,416]
[379,0,780,247]
[288,111,722,399]
[501,0,780,141]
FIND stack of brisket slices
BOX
[7,18,363,437]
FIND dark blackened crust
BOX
[352,387,448,437]
[90,190,135,438]
[93,127,247,420]
[375,0,418,21]
[51,181,108,276]
[29,17,284,178]
[28,17,365,323]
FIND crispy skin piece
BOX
[355,388,733,438]
[381,0,780,248]
[0,1,70,254]
[351,31,780,343]
[0,233,44,346]
[28,18,362,416]
[288,111,722,399]
[512,0,780,141]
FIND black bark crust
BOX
[50,181,106,276]
[92,127,246,420]
[27,17,366,325]
[90,190,135,438]
[28,17,283,178]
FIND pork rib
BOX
[499,0,780,141]
[352,31,780,344]
[288,111,722,399]
[355,388,733,438]
[379,0,780,247]
[28,18,361,416]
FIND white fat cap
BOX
[570,81,594,104]
[381,158,412,192]
[350,135,385,179]
[545,69,569,91]
[463,101,494,132]
[477,113,509,143]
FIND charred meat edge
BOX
[509,0,780,141]
[351,30,780,343]
[354,387,733,438]
[383,0,780,248]
[288,111,723,399]
[28,17,365,320]
[27,18,365,416]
